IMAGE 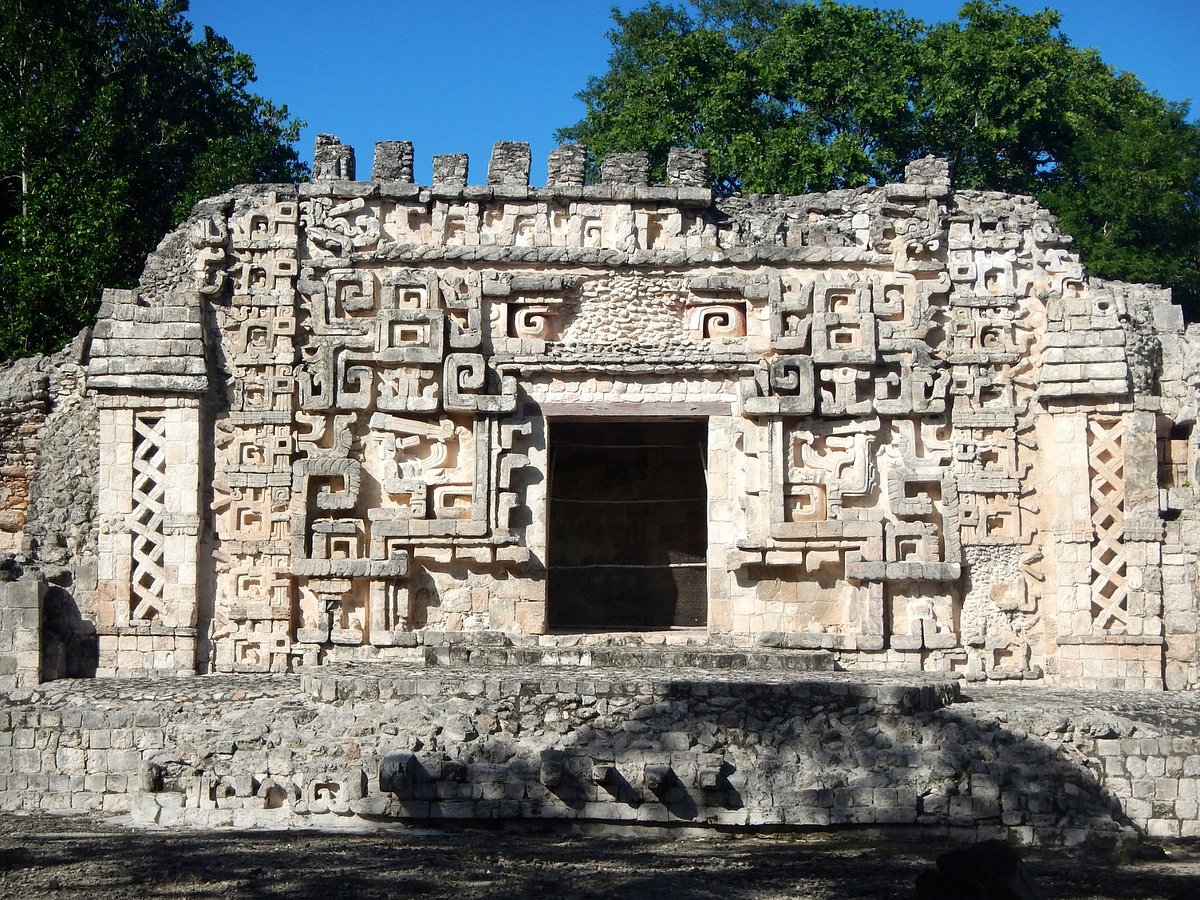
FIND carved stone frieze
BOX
[67,142,1193,690]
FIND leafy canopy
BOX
[560,0,1200,317]
[0,0,307,359]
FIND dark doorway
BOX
[547,419,708,630]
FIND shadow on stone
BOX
[915,840,1043,899]
[1,818,1197,900]
[41,580,98,680]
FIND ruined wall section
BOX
[25,330,99,574]
[26,333,100,681]
[6,663,1200,841]
[0,355,46,552]
[1153,303,1200,691]
[0,331,100,681]
[0,330,99,569]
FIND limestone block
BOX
[487,142,531,186]
[373,141,414,183]
[432,153,468,185]
[312,134,355,181]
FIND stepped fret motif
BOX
[73,137,1189,692]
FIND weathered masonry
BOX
[3,136,1199,691]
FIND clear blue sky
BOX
[186,1,1199,185]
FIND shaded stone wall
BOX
[1158,320,1200,691]
[0,573,41,690]
[0,332,99,682]
[0,357,47,552]
[2,659,1198,842]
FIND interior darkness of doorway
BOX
[547,419,708,630]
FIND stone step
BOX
[300,662,962,715]
[419,644,836,672]
[358,630,838,673]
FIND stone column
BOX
[88,289,209,676]
[1043,410,1164,689]
[312,134,356,181]
[0,573,43,689]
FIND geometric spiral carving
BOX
[1087,417,1127,630]
[130,414,168,621]
[688,303,747,339]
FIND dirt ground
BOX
[0,814,1197,899]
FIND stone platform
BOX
[1,642,1198,843]
[330,629,838,677]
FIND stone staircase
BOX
[421,642,837,673]
[301,630,963,717]
[327,629,839,673]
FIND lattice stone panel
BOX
[1087,417,1128,630]
[130,414,168,621]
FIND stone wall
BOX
[3,657,1199,842]
[1158,320,1200,691]
[1089,736,1200,839]
[0,573,41,690]
[0,356,43,552]
[24,330,99,574]
[0,331,100,683]
[0,331,97,562]
[0,135,1196,690]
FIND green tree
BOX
[560,0,1200,317]
[1042,82,1200,304]
[0,0,306,359]
[560,0,924,193]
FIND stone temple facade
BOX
[2,136,1198,692]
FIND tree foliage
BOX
[560,0,1200,316]
[0,0,306,359]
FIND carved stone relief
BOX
[75,141,1192,689]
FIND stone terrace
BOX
[2,642,1198,843]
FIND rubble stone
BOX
[372,141,414,183]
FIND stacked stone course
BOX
[1,651,1198,840]
[0,574,41,690]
